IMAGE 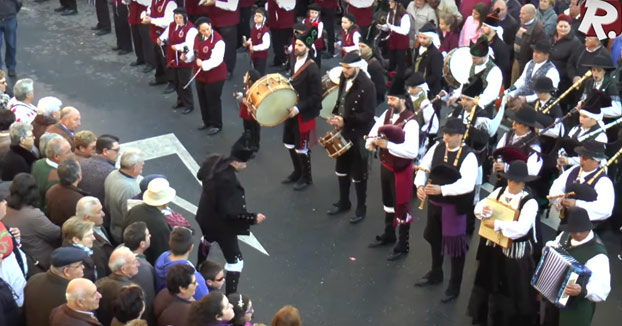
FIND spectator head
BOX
[76,196,105,227]
[59,106,81,131]
[0,110,15,131]
[169,226,193,256]
[62,216,96,248]
[166,264,198,299]
[439,13,456,33]
[493,0,508,20]
[9,122,34,149]
[198,260,225,291]
[569,0,581,17]
[58,157,82,186]
[13,78,34,103]
[7,173,39,209]
[113,285,146,323]
[188,292,235,326]
[36,96,62,120]
[66,278,102,312]
[39,132,63,158]
[45,136,72,163]
[95,134,120,162]
[472,2,488,22]
[50,246,88,280]
[271,305,301,326]
[196,17,212,39]
[119,148,144,177]
[74,130,96,158]
[123,221,151,253]
[414,0,425,9]
[0,70,6,93]
[142,178,175,209]
[539,0,555,11]
[228,293,253,326]
[109,246,140,278]
[585,36,601,50]
[519,4,536,24]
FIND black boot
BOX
[441,255,466,303]
[282,149,301,184]
[368,213,396,247]
[350,180,367,224]
[328,176,351,215]
[387,224,410,261]
[415,243,444,287]
[225,271,241,295]
[293,152,312,191]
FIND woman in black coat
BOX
[1,122,38,181]
[195,135,266,295]
[550,14,583,112]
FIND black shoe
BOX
[440,292,459,304]
[172,102,184,109]
[118,49,131,55]
[182,107,193,114]
[349,213,365,224]
[206,127,221,135]
[148,80,166,86]
[387,250,408,261]
[54,6,67,12]
[414,272,443,287]
[368,235,396,248]
[197,124,210,130]
[163,84,175,94]
[91,24,102,30]
[7,69,16,77]
[95,29,111,36]
[111,46,120,51]
[130,61,145,67]
[327,204,350,215]
[293,178,311,191]
[142,65,155,73]
[282,172,300,184]
[61,9,78,16]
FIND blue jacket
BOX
[154,250,209,300]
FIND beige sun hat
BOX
[142,178,176,206]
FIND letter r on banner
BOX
[579,0,622,39]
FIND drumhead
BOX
[449,47,472,86]
[320,87,339,119]
[328,66,342,84]
[255,88,298,126]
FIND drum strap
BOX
[291,59,314,81]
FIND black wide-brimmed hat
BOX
[582,54,615,69]
[308,3,320,12]
[462,78,484,99]
[470,35,489,57]
[509,105,542,128]
[532,40,552,54]
[443,117,466,134]
[574,140,607,160]
[405,72,425,87]
[499,160,538,182]
[559,207,594,233]
[533,76,555,93]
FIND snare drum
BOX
[319,129,352,158]
[442,47,472,89]
[319,66,342,119]
[246,73,298,126]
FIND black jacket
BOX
[290,57,322,122]
[499,14,519,50]
[567,46,612,80]
[550,33,583,83]
[490,34,511,78]
[367,57,386,104]
[196,155,257,241]
[412,44,443,96]
[332,71,376,140]
[1,145,38,181]
[124,204,172,264]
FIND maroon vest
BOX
[303,18,324,50]
[207,1,240,28]
[316,0,338,9]
[128,2,147,26]
[185,0,210,16]
[347,4,373,26]
[250,25,270,60]
[148,0,175,43]
[267,0,294,29]
[239,0,254,7]
[387,11,409,50]
[194,31,227,83]
[166,22,195,69]
[340,27,358,57]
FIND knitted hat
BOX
[462,78,484,99]
[470,35,489,57]
[557,13,572,25]
[230,133,254,163]
[295,25,318,48]
[387,76,406,98]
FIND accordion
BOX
[531,246,592,308]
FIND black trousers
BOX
[173,67,193,108]
[252,57,267,75]
[215,25,237,74]
[243,119,261,150]
[130,24,153,65]
[271,28,292,65]
[153,42,171,83]
[335,139,368,181]
[113,4,132,52]
[95,0,111,30]
[388,49,407,79]
[237,5,252,48]
[59,0,76,10]
[321,8,336,53]
[196,80,225,128]
[282,118,309,150]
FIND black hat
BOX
[295,25,318,48]
[443,117,466,134]
[405,72,425,87]
[461,78,484,99]
[532,40,552,54]
[308,3,320,12]
[343,13,356,24]
[582,54,615,69]
[483,14,500,28]
[574,140,607,160]
[559,207,594,233]
[230,134,254,162]
[509,104,542,128]
[533,76,555,93]
[51,246,89,268]
[499,160,538,182]
[341,51,362,65]
[293,23,307,32]
[470,35,489,57]
[419,21,437,34]
[581,89,610,120]
[387,77,406,98]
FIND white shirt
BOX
[454,58,503,108]
[474,187,539,239]
[414,142,478,196]
[564,125,608,166]
[0,250,27,307]
[214,0,238,11]
[134,0,151,6]
[185,33,226,70]
[8,99,37,124]
[251,25,271,51]
[549,165,615,221]
[340,29,361,54]
[410,92,439,135]
[276,0,295,10]
[510,60,560,103]
[388,12,410,35]
[546,231,611,302]
[365,109,419,160]
[142,0,176,28]
[495,131,543,176]
[159,24,199,56]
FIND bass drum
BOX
[319,66,342,119]
[246,73,298,127]
[442,47,472,89]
